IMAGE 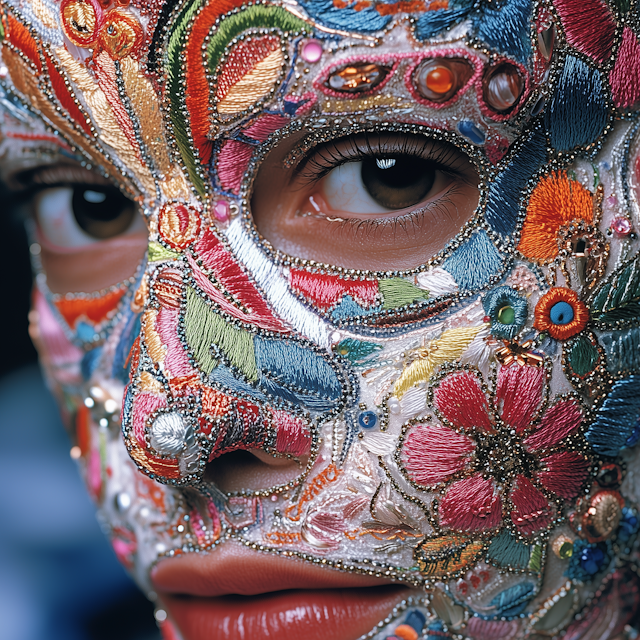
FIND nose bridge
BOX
[122,227,349,488]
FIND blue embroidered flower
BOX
[482,286,528,340]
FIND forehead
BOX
[0,0,545,189]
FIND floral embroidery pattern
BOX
[534,287,590,340]
[401,364,590,537]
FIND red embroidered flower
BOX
[401,364,590,537]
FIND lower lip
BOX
[161,585,411,640]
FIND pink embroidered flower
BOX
[401,364,590,537]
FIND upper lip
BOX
[151,540,399,597]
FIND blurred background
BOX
[0,203,160,639]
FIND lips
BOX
[153,541,413,640]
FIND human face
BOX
[1,0,640,638]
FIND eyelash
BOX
[294,133,467,186]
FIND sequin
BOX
[358,410,378,429]
[538,25,555,61]
[498,305,516,325]
[457,120,485,145]
[552,534,575,559]
[580,490,624,542]
[213,200,231,223]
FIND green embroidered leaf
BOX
[610,0,630,14]
[599,327,640,374]
[596,302,640,324]
[184,287,257,380]
[589,255,640,327]
[528,544,542,573]
[333,339,382,365]
[566,333,601,377]
[206,6,311,76]
[166,0,206,197]
[486,530,531,570]
[148,242,181,262]
[379,278,429,310]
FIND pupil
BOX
[72,185,136,239]
[361,155,436,209]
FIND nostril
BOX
[204,449,309,493]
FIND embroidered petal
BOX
[496,364,544,434]
[403,421,475,486]
[537,451,590,499]
[524,398,583,452]
[509,475,555,536]
[434,371,493,433]
[440,474,502,531]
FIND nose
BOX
[122,230,349,492]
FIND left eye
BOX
[321,155,440,213]
[35,184,144,247]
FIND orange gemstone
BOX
[413,58,473,102]
[425,66,454,94]
[394,625,419,640]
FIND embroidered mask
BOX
[1,0,640,638]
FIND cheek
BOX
[30,289,84,390]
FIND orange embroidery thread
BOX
[264,531,303,545]
[285,463,341,521]
[534,287,590,340]
[518,171,594,262]
[54,288,127,328]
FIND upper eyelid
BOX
[293,134,466,185]
[21,164,112,189]
[7,164,126,213]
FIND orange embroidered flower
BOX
[518,171,594,262]
[534,288,589,340]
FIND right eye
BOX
[320,154,448,213]
[35,184,143,248]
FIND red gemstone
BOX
[213,200,230,223]
[612,216,632,235]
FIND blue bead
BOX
[457,120,485,145]
[404,610,426,632]
[358,410,378,429]
[580,546,605,574]
[549,300,574,325]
